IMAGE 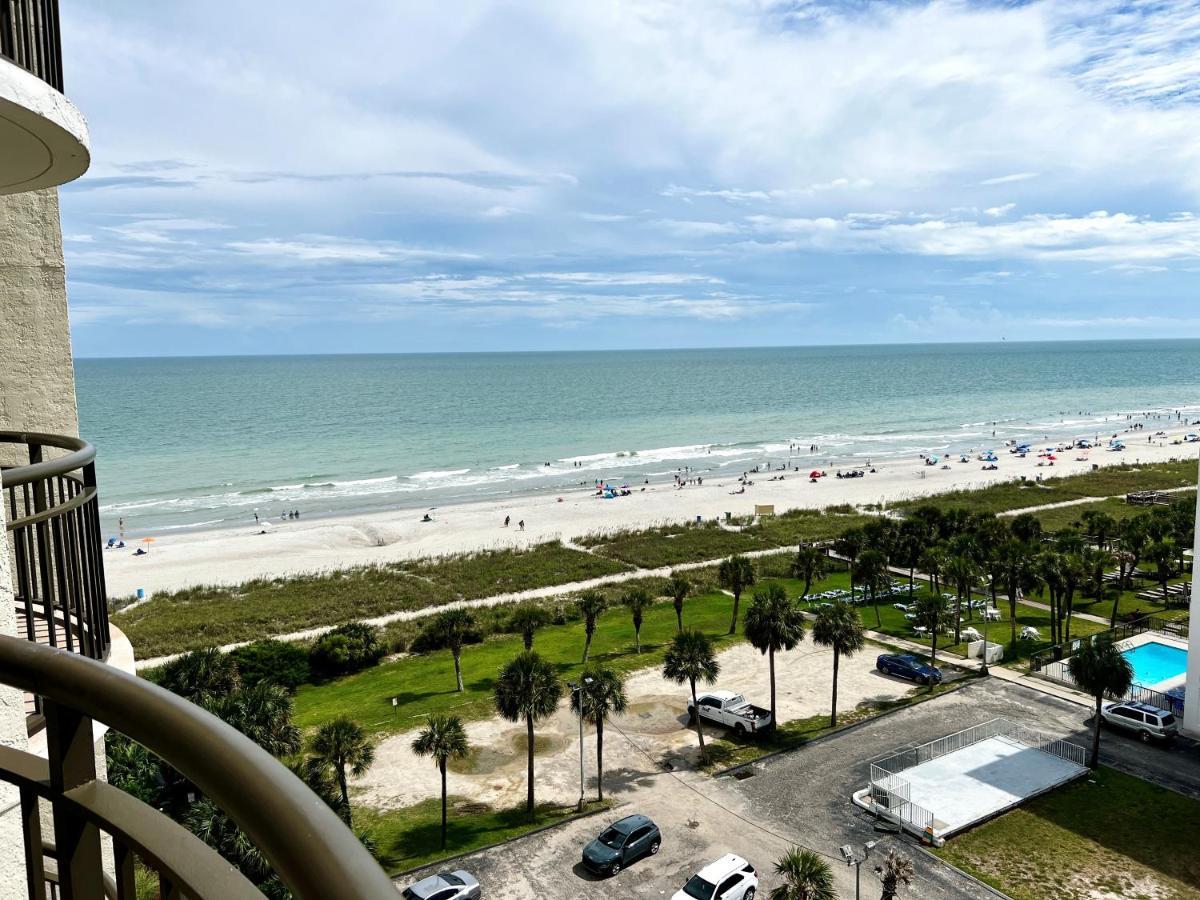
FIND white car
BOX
[672,853,758,900]
[688,690,772,734]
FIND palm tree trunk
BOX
[873,588,881,627]
[1009,591,1018,648]
[1091,695,1102,768]
[830,647,840,728]
[634,623,641,654]
[728,590,741,635]
[596,717,605,802]
[337,764,351,826]
[929,629,938,677]
[690,678,706,761]
[582,628,593,664]
[675,604,683,632]
[523,631,534,651]
[908,567,915,598]
[954,592,962,645]
[802,576,812,601]
[453,649,464,692]
[525,715,536,818]
[768,648,776,725]
[440,760,448,850]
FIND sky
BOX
[59,0,1200,357]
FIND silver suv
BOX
[1100,701,1178,743]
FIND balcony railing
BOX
[0,633,399,899]
[0,0,63,91]
[2,432,110,724]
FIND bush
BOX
[308,622,386,678]
[230,640,311,691]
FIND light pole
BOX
[979,578,991,676]
[841,841,876,900]
[569,677,594,811]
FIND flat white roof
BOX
[894,736,1085,836]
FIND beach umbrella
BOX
[809,470,822,478]
[1047,454,1057,461]
[141,537,155,553]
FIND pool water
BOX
[1122,641,1188,687]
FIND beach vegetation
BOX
[507,602,553,650]
[309,622,387,679]
[229,639,311,691]
[718,554,756,634]
[575,589,608,663]
[621,587,651,653]
[307,716,377,825]
[744,584,806,724]
[769,847,837,900]
[668,574,690,631]
[413,609,481,692]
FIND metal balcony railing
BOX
[2,432,111,724]
[0,0,63,91]
[0,633,399,899]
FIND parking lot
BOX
[397,677,1200,898]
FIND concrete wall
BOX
[0,188,79,453]
[0,507,30,898]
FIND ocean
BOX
[77,340,1200,537]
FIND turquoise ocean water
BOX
[76,340,1200,537]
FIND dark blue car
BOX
[877,653,942,685]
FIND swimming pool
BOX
[1122,641,1188,688]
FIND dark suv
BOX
[1101,701,1178,743]
[582,814,662,876]
[876,653,942,685]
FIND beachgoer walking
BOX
[118,518,125,538]
[518,520,525,531]
[254,510,259,525]
[504,515,510,527]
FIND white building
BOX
[1182,462,1200,738]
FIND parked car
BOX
[876,653,942,685]
[672,853,758,900]
[400,870,481,900]
[1101,700,1178,743]
[581,814,661,876]
[688,690,773,734]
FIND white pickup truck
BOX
[688,690,772,734]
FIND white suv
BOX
[672,853,758,900]
[1101,701,1178,743]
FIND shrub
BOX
[230,640,311,691]
[309,622,386,678]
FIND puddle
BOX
[448,731,567,775]
[617,698,688,735]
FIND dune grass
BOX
[584,521,774,567]
[936,767,1200,900]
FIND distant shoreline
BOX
[103,431,1199,599]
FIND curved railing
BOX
[0,0,63,90]
[2,432,111,711]
[0,633,398,899]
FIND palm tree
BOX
[570,665,627,801]
[853,548,889,626]
[834,528,866,596]
[210,682,301,757]
[875,848,915,900]
[308,716,376,825]
[942,551,977,645]
[744,584,806,724]
[575,590,608,664]
[1060,551,1087,642]
[508,603,551,651]
[912,593,946,677]
[412,715,470,849]
[1035,549,1065,645]
[668,575,691,631]
[493,651,564,817]
[663,630,720,763]
[719,555,757,634]
[1069,635,1133,767]
[423,608,477,692]
[770,847,836,900]
[997,540,1033,649]
[812,600,866,727]
[918,544,947,600]
[622,587,651,653]
[791,544,828,601]
[1146,540,1176,604]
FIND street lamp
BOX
[979,578,991,675]
[841,841,876,900]
[568,677,594,812]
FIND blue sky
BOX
[60,0,1200,356]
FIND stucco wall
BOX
[0,188,80,456]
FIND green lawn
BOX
[359,797,609,876]
[1029,490,1196,533]
[293,588,747,733]
[936,767,1200,900]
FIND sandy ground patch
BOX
[354,635,916,810]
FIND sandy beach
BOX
[104,434,1199,599]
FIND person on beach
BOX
[518,519,525,531]
[504,515,510,527]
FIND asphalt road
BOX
[396,678,1200,899]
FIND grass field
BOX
[936,767,1200,900]
[292,587,748,733]
[1028,490,1196,533]
[360,797,609,877]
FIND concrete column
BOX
[0,503,31,898]
[1182,446,1200,737]
[0,187,80,453]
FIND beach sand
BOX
[105,437,1198,598]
